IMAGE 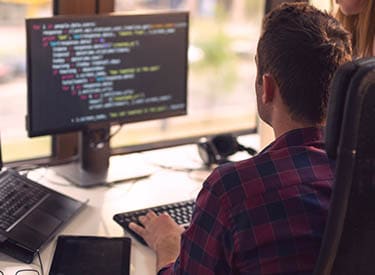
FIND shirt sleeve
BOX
[157,167,234,275]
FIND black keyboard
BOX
[113,199,195,245]
[0,169,49,231]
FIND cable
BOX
[13,163,44,175]
[106,124,124,142]
[238,144,257,156]
[43,176,74,187]
[90,124,124,148]
[15,270,40,275]
[152,162,209,173]
[13,164,73,187]
[37,250,44,275]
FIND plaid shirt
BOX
[159,127,335,274]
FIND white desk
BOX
[0,135,259,274]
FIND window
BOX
[1,0,265,162]
[310,0,334,12]
[110,0,264,150]
[0,0,52,162]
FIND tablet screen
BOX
[49,236,131,275]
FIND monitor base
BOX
[53,154,153,188]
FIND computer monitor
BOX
[26,11,189,187]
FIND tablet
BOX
[49,236,131,275]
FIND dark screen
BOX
[26,12,188,137]
[49,236,131,275]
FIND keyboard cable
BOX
[37,249,44,275]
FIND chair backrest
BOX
[314,57,375,275]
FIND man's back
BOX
[174,127,334,274]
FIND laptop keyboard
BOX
[0,169,49,231]
[113,199,195,245]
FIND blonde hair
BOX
[336,0,375,57]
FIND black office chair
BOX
[314,57,375,275]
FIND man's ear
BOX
[261,74,278,104]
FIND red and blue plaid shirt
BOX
[159,127,335,274]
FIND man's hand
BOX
[129,211,185,270]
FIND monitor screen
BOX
[26,12,188,137]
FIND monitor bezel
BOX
[26,11,189,137]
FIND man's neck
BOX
[267,92,322,139]
[272,115,319,139]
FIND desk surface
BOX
[0,135,259,274]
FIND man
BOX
[129,3,352,274]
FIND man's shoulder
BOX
[205,144,334,205]
[204,152,277,200]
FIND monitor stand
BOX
[53,125,152,188]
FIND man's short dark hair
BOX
[257,3,352,124]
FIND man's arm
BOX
[129,167,234,274]
[129,211,184,271]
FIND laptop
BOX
[0,141,86,264]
